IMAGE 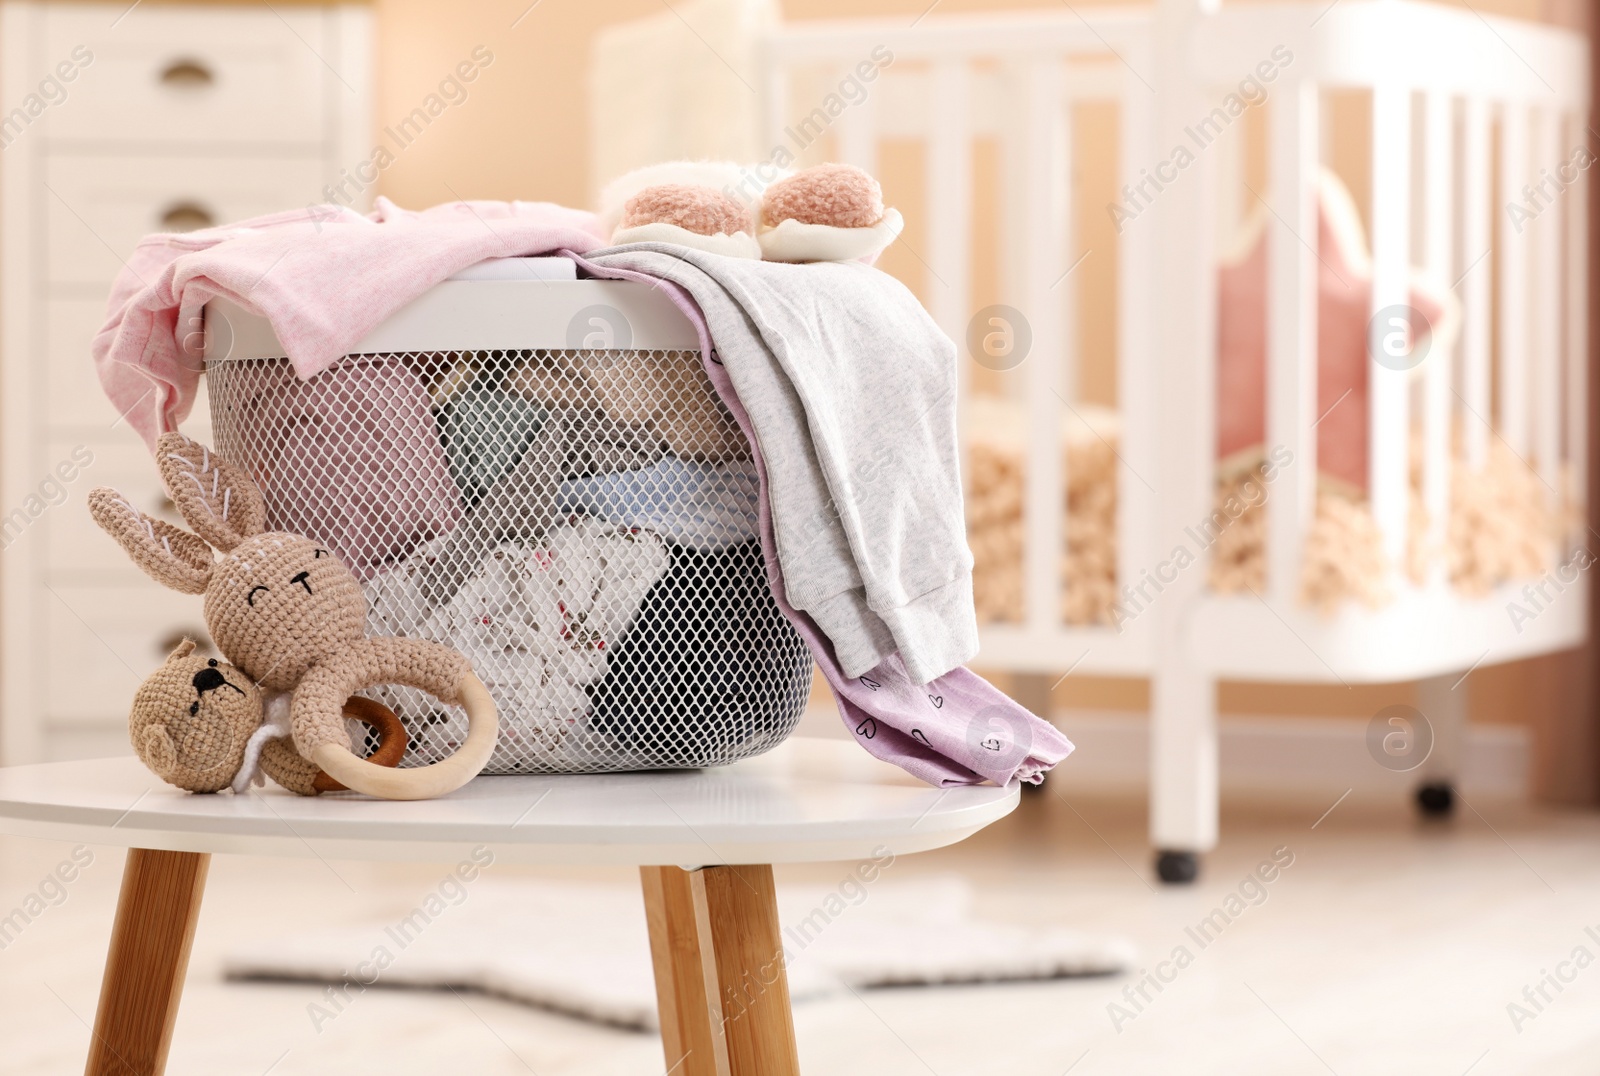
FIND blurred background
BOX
[3,0,1595,799]
[1,0,1598,1072]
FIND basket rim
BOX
[203,278,701,363]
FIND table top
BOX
[0,739,1017,866]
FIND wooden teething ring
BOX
[311,673,498,801]
[311,696,410,794]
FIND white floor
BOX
[3,777,1599,1075]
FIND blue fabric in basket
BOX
[556,456,759,551]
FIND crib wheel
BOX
[1155,850,1199,885]
[1415,781,1455,817]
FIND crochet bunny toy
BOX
[90,433,498,800]
[602,161,903,263]
[129,638,408,795]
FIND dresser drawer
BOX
[46,298,217,434]
[39,3,330,147]
[44,584,211,721]
[46,151,328,286]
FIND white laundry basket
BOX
[201,261,813,774]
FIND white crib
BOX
[594,0,1591,881]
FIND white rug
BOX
[224,875,1134,1030]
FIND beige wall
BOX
[370,0,1587,729]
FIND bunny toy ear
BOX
[88,487,212,594]
[155,433,267,552]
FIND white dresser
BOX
[0,1,371,763]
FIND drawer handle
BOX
[159,202,216,233]
[159,58,214,89]
[156,629,211,658]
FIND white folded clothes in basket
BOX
[363,516,670,772]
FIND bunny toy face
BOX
[90,432,498,801]
[205,532,367,691]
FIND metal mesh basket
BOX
[205,340,812,775]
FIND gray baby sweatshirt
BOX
[589,245,977,684]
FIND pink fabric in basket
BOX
[219,355,461,582]
[565,252,1073,788]
[94,198,606,449]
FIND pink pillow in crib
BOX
[1216,170,1454,494]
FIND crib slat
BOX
[1498,103,1530,457]
[1567,111,1589,533]
[1461,95,1492,470]
[927,56,975,534]
[1214,96,1244,243]
[1265,77,1320,604]
[1369,80,1412,573]
[926,59,972,352]
[1533,108,1563,509]
[1018,57,1066,633]
[1115,57,1158,620]
[997,65,1030,401]
[761,62,789,172]
[1422,91,1454,586]
[834,63,878,175]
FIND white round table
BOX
[0,738,1016,1076]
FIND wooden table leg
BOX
[696,864,800,1076]
[642,865,801,1076]
[641,866,729,1076]
[85,849,210,1076]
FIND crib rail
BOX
[750,0,1589,680]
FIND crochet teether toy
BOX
[129,639,263,793]
[90,433,499,801]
